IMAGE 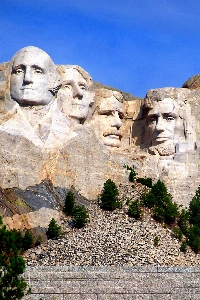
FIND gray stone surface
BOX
[23,266,200,299]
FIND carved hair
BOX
[143,87,190,112]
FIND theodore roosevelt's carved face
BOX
[10,47,54,105]
[147,98,178,146]
[92,93,124,148]
[59,69,91,122]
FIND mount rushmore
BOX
[0,46,200,230]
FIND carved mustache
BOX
[103,130,123,138]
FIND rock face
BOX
[1,46,200,232]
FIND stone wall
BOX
[24,266,200,299]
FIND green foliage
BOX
[151,180,179,225]
[136,177,152,188]
[177,209,189,236]
[128,200,142,219]
[141,192,156,209]
[151,180,169,206]
[123,165,137,182]
[187,225,200,253]
[72,205,89,228]
[22,230,34,251]
[11,229,23,252]
[100,179,120,211]
[11,229,36,252]
[0,216,31,299]
[180,241,187,252]
[154,236,159,246]
[172,227,183,241]
[63,190,75,216]
[129,170,135,182]
[153,205,166,223]
[164,201,179,225]
[188,185,200,226]
[46,218,62,239]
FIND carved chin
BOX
[103,135,121,148]
[12,90,53,105]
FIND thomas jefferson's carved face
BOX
[92,96,124,148]
[147,98,178,146]
[10,49,53,105]
[59,69,90,122]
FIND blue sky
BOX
[0,0,200,97]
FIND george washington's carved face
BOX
[10,48,54,106]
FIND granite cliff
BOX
[0,46,200,237]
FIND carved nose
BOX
[156,118,165,132]
[73,84,83,99]
[24,69,33,84]
[111,112,122,129]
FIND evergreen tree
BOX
[136,177,152,188]
[164,201,179,225]
[46,218,62,239]
[151,180,179,225]
[22,230,34,251]
[177,209,189,236]
[141,192,156,208]
[188,185,200,226]
[0,216,31,299]
[129,170,135,182]
[100,179,120,210]
[187,225,200,253]
[72,205,89,228]
[151,179,170,206]
[63,190,75,215]
[128,200,142,219]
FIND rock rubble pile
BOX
[23,183,200,267]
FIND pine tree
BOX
[151,179,170,206]
[100,179,120,210]
[46,218,62,239]
[188,185,200,226]
[151,180,179,225]
[129,170,135,182]
[22,229,34,251]
[0,216,31,299]
[72,205,89,228]
[128,200,142,219]
[63,190,75,215]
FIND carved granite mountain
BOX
[0,46,200,235]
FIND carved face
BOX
[147,98,178,145]
[92,96,124,148]
[59,69,90,122]
[10,50,53,105]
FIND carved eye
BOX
[15,68,24,74]
[34,68,43,74]
[63,84,71,90]
[166,116,175,121]
[149,117,157,123]
[79,84,86,91]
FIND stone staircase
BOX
[24,266,200,299]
